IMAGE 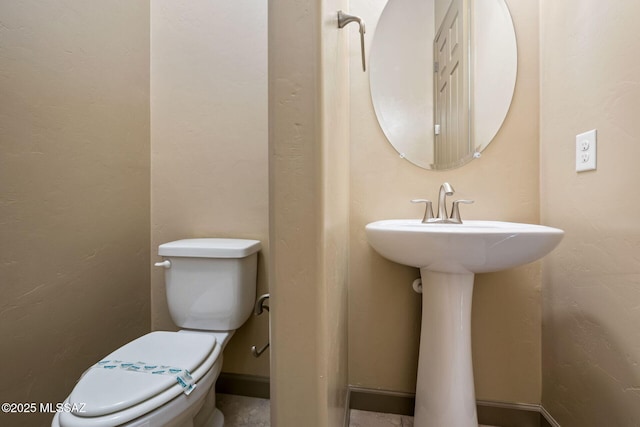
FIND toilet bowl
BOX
[53,239,261,427]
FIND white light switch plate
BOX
[576,129,597,172]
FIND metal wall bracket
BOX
[251,342,270,358]
[338,10,366,72]
[251,293,270,358]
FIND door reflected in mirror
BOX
[369,0,517,170]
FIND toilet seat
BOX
[57,331,222,427]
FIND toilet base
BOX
[204,408,224,427]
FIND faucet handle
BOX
[411,199,434,223]
[450,200,474,224]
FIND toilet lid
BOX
[69,331,217,417]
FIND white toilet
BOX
[53,238,261,427]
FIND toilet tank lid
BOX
[158,238,261,258]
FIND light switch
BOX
[576,129,597,172]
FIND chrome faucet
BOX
[411,182,474,224]
[436,182,454,220]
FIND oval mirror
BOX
[369,0,517,170]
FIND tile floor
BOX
[349,409,413,427]
[217,394,270,427]
[216,394,497,427]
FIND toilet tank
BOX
[158,238,261,331]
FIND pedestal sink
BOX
[365,219,564,426]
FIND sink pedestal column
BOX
[414,270,477,427]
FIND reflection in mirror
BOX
[369,0,517,170]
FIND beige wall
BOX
[269,0,349,425]
[320,1,350,424]
[540,1,640,425]
[150,0,269,378]
[0,2,150,426]
[349,0,543,403]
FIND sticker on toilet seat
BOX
[94,360,196,395]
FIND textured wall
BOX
[320,1,350,424]
[269,0,349,425]
[349,0,543,403]
[150,0,269,378]
[0,1,150,426]
[540,1,640,425]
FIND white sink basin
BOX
[366,219,564,274]
[365,218,564,426]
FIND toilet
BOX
[53,238,261,427]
